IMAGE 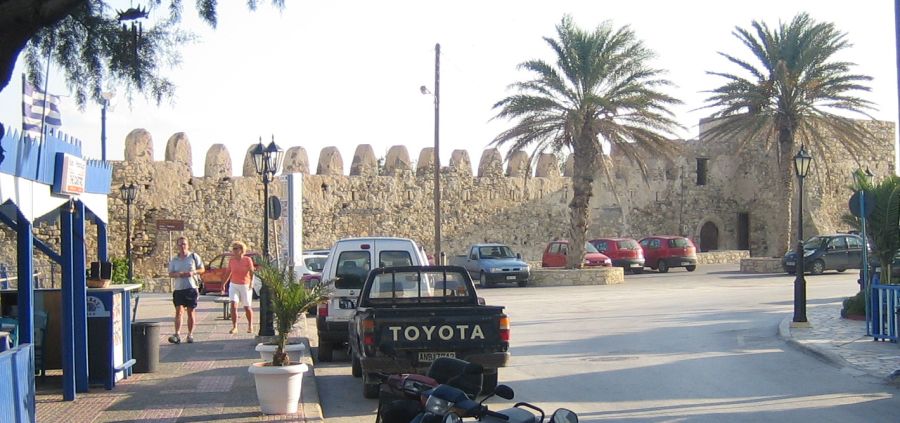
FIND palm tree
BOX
[492,16,683,268]
[702,13,875,256]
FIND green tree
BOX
[702,13,875,256]
[853,170,900,285]
[0,0,284,107]
[492,16,682,268]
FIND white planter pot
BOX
[248,362,309,414]
[255,342,307,363]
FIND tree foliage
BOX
[702,12,875,256]
[0,0,284,108]
[492,15,682,268]
[853,170,900,285]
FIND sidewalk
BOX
[779,303,900,384]
[35,293,324,422]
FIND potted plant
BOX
[248,262,328,415]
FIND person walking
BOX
[167,236,204,344]
[225,241,255,334]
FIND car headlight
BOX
[425,395,454,415]
[604,258,612,265]
[803,250,814,257]
[490,267,503,273]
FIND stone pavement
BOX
[34,293,323,422]
[779,303,900,384]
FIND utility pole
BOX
[433,43,441,263]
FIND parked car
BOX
[541,240,612,268]
[782,233,867,275]
[296,254,328,288]
[449,243,530,287]
[589,237,645,274]
[199,251,264,295]
[638,236,697,273]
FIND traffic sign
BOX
[849,190,875,218]
[156,219,184,231]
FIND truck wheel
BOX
[480,272,494,288]
[481,370,498,395]
[363,374,380,399]
[351,354,362,378]
[685,265,696,272]
[318,342,333,362]
[657,260,669,273]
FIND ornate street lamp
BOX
[119,183,138,283]
[792,145,812,324]
[251,135,284,337]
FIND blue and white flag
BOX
[22,80,62,141]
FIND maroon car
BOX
[541,240,612,268]
[638,236,697,273]
[589,238,645,274]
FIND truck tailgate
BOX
[371,306,507,351]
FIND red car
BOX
[638,236,697,273]
[199,251,264,294]
[542,240,612,268]
[589,237,645,274]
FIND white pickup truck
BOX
[315,237,429,361]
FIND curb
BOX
[300,336,325,422]
[777,316,850,369]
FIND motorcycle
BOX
[412,381,579,423]
[375,357,485,423]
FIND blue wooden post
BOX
[97,220,109,262]
[60,203,75,401]
[15,209,33,345]
[73,201,89,393]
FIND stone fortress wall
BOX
[0,119,895,284]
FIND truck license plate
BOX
[630,263,642,267]
[339,298,356,309]
[786,261,795,266]
[418,352,455,362]
[506,275,516,280]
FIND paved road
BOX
[313,265,900,422]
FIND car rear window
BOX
[668,238,692,248]
[379,250,414,268]
[335,251,371,289]
[617,240,639,250]
[304,256,327,272]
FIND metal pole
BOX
[793,175,807,323]
[101,99,108,162]
[259,172,274,336]
[433,43,442,261]
[126,199,133,282]
[861,189,871,335]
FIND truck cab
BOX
[316,237,428,361]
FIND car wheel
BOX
[480,272,494,288]
[481,370,499,395]
[517,280,527,287]
[685,265,696,272]
[318,342,333,362]
[836,268,847,273]
[363,374,380,399]
[810,260,825,275]
[351,354,362,378]
[631,268,644,274]
[657,260,669,273]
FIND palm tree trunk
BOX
[776,137,796,257]
[567,136,598,268]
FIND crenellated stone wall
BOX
[0,120,894,284]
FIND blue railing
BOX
[0,343,35,423]
[0,124,111,194]
[871,284,899,342]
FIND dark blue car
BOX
[782,234,866,275]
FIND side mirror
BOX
[549,409,579,423]
[493,384,514,400]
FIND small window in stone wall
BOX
[696,158,709,186]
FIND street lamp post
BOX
[251,136,284,337]
[120,183,138,283]
[792,145,812,324]
[420,43,441,263]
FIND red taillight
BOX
[498,315,510,342]
[317,302,328,317]
[362,318,376,346]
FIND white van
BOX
[315,237,428,361]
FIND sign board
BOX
[156,219,185,231]
[268,195,282,220]
[52,152,86,195]
[849,190,875,218]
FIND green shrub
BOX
[110,257,129,284]
[841,291,866,316]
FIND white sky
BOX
[0,0,897,176]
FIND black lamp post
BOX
[120,183,138,283]
[100,92,113,162]
[792,145,812,324]
[251,136,284,337]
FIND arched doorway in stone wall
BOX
[699,221,719,252]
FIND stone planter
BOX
[248,362,309,414]
[255,342,307,363]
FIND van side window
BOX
[379,251,413,268]
[830,237,847,250]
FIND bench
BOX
[213,297,232,320]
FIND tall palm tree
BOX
[492,16,683,268]
[702,13,875,256]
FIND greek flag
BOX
[22,80,62,141]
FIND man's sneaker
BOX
[186,335,194,343]
[167,334,181,344]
